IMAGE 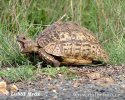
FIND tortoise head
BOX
[17,34,39,53]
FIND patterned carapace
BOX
[36,21,108,63]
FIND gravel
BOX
[0,65,125,100]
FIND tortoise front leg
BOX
[38,48,60,67]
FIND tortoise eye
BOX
[22,37,26,40]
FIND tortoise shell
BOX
[36,21,108,63]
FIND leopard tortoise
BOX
[17,21,108,66]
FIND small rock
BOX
[47,76,52,81]
[93,77,115,87]
[51,95,58,100]
[86,72,101,80]
[48,84,56,91]
[9,84,18,92]
[73,82,80,88]
[57,74,63,77]
[0,81,9,95]
[52,89,57,93]
[121,84,125,89]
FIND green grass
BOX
[0,65,35,82]
[40,66,77,79]
[0,29,29,66]
[1,0,125,81]
[0,0,125,67]
[0,65,77,82]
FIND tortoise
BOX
[17,21,108,66]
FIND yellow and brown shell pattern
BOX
[36,21,108,63]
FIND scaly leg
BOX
[38,48,60,67]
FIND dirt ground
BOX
[0,65,125,100]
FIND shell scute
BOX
[36,21,108,62]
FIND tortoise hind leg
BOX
[38,48,60,67]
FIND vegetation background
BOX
[0,0,125,68]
